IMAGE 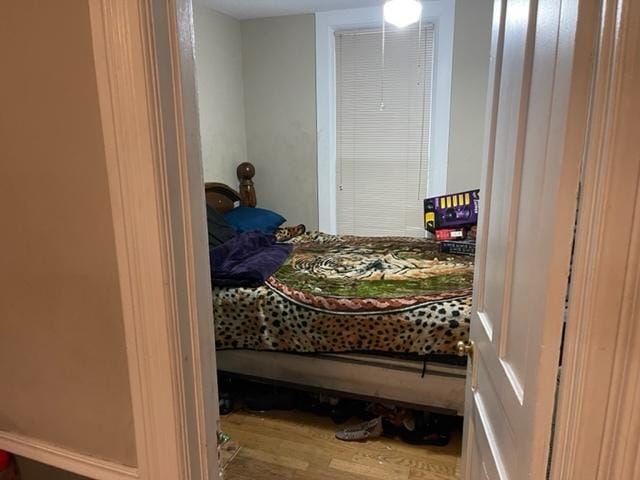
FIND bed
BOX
[208,162,470,413]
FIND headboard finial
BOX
[237,162,255,181]
[237,162,257,207]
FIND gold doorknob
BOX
[456,340,474,358]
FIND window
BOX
[335,25,434,236]
[316,3,454,235]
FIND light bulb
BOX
[384,0,423,28]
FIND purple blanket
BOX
[210,231,292,287]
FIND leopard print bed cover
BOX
[213,232,473,356]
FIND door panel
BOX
[462,0,582,478]
[471,396,508,480]
[482,0,531,353]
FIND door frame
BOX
[550,0,640,477]
[88,0,219,479]
[127,0,639,477]
[51,0,638,478]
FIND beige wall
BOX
[241,15,319,229]
[0,1,136,467]
[447,0,493,192]
[194,4,249,187]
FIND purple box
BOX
[424,190,480,233]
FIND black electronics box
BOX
[439,240,476,256]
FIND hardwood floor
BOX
[220,409,461,480]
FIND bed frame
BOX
[207,162,467,414]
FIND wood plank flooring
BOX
[220,410,461,480]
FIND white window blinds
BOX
[335,24,434,237]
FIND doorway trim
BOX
[550,0,640,477]
[88,0,219,479]
[56,0,639,478]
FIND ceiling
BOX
[197,0,385,20]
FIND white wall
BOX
[447,0,493,192]
[194,4,248,187]
[241,14,319,229]
[193,1,491,228]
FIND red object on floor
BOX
[0,450,10,471]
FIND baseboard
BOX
[0,431,138,480]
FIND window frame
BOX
[315,1,455,234]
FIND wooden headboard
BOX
[204,162,257,213]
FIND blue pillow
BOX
[223,206,286,234]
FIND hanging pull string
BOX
[338,34,344,191]
[417,18,429,200]
[417,15,423,79]
[380,18,386,111]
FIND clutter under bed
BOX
[219,375,461,448]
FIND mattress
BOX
[213,232,473,356]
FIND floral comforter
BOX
[213,232,473,355]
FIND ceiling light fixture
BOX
[383,0,423,28]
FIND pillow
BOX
[223,206,286,234]
[206,204,236,247]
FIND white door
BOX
[461,0,585,478]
